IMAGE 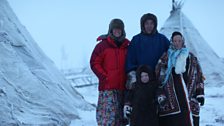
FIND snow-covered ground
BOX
[69,83,224,126]
[200,86,224,126]
[70,85,98,126]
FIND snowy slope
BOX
[0,0,94,125]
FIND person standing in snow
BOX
[155,31,205,126]
[124,65,159,126]
[90,18,130,126]
[124,13,170,125]
[125,12,170,90]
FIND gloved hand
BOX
[123,105,132,119]
[197,97,205,106]
[157,94,166,106]
[126,71,136,89]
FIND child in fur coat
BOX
[124,65,159,126]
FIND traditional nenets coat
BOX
[156,48,205,126]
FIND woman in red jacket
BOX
[90,18,130,126]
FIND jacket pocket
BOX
[105,70,119,89]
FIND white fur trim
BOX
[159,111,181,117]
[180,74,194,126]
[197,95,204,99]
[192,114,200,117]
[175,50,189,74]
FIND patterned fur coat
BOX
[156,52,205,117]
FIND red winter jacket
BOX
[90,36,130,91]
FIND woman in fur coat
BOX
[156,31,205,126]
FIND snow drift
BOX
[0,0,93,125]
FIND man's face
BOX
[144,19,155,34]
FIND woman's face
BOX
[112,28,122,38]
[172,35,184,49]
[141,72,149,83]
[144,19,155,34]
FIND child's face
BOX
[141,72,149,83]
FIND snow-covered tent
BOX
[160,0,224,86]
[0,0,93,125]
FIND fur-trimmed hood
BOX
[140,13,158,34]
[136,65,156,84]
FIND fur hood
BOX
[140,13,158,34]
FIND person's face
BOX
[172,35,184,49]
[144,19,155,34]
[112,28,122,38]
[141,72,149,83]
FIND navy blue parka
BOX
[125,13,170,72]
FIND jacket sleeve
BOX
[124,89,134,105]
[125,36,138,73]
[196,59,205,98]
[155,52,168,82]
[163,35,170,51]
[90,42,107,81]
[156,86,167,106]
